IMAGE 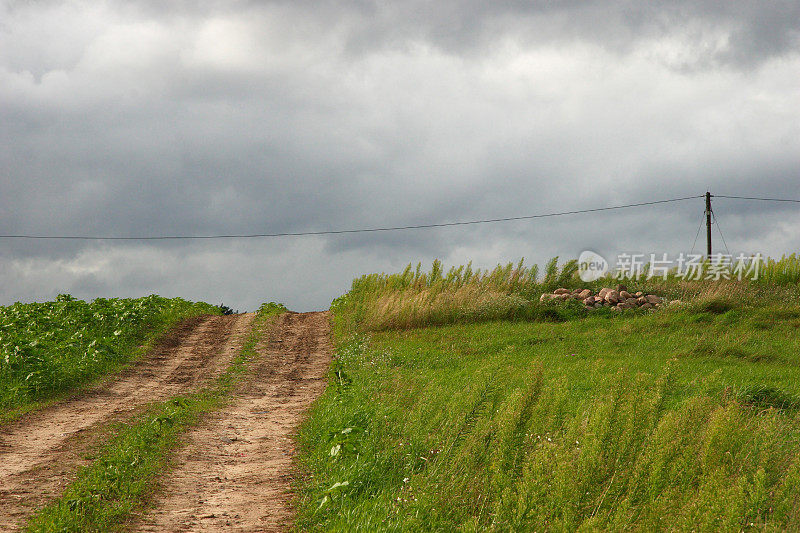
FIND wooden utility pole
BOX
[705,191,712,258]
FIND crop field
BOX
[294,259,800,531]
[0,294,217,418]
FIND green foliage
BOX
[0,295,218,415]
[257,301,289,316]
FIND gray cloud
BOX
[261,0,800,68]
[1,0,799,310]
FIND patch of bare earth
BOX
[129,311,332,533]
[0,313,255,531]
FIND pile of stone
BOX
[539,285,664,311]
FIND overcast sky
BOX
[1,1,799,311]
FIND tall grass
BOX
[759,254,800,286]
[334,258,581,331]
[338,255,800,332]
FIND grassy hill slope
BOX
[295,260,800,531]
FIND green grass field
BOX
[294,260,800,531]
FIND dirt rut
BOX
[130,311,332,532]
[0,313,255,531]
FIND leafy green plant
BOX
[0,295,218,417]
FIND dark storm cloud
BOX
[235,0,800,68]
[1,0,799,310]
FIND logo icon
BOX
[578,251,608,282]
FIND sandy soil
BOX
[129,311,332,532]
[0,313,255,531]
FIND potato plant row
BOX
[0,294,217,408]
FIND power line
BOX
[0,195,703,241]
[712,211,731,256]
[689,211,705,255]
[714,194,800,203]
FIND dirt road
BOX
[0,313,255,531]
[130,311,331,532]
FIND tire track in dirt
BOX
[129,311,331,532]
[0,313,255,531]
